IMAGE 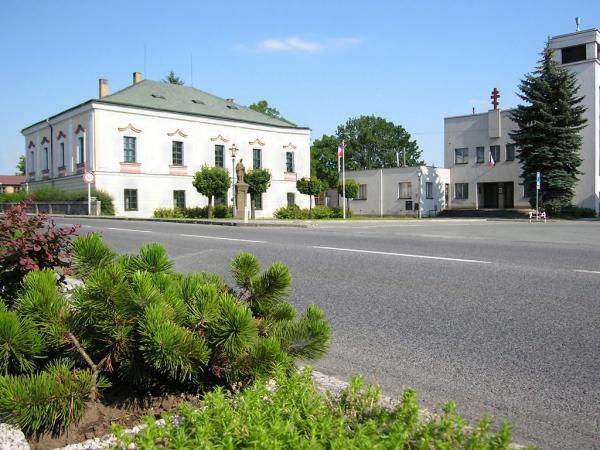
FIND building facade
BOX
[22,73,310,217]
[445,28,600,213]
[0,175,25,194]
[341,167,450,217]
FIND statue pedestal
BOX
[235,182,249,220]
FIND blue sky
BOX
[1,0,598,173]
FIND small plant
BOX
[0,201,79,301]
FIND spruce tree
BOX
[509,43,587,212]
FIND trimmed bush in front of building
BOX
[153,205,233,219]
[274,205,349,219]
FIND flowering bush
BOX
[0,200,79,301]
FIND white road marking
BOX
[573,269,600,275]
[181,234,266,243]
[313,246,491,264]
[106,227,152,233]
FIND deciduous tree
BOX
[192,166,231,218]
[296,177,325,212]
[245,168,272,219]
[338,179,359,214]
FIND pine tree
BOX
[509,43,587,212]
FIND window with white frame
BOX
[426,182,433,199]
[59,142,65,167]
[490,145,501,163]
[43,147,49,170]
[253,148,262,169]
[455,183,469,199]
[214,145,224,168]
[77,136,85,164]
[254,193,263,210]
[173,190,186,209]
[124,189,138,211]
[454,148,468,164]
[356,184,367,200]
[286,152,295,173]
[29,151,35,172]
[287,192,295,206]
[172,141,184,165]
[123,136,136,163]
[398,182,412,199]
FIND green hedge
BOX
[115,368,528,449]
[274,205,350,219]
[551,205,596,219]
[153,205,232,219]
[0,188,115,216]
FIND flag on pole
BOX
[337,142,346,173]
[489,150,496,167]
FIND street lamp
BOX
[229,144,238,217]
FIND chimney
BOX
[99,79,109,98]
[133,72,142,84]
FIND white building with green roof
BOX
[21,72,310,217]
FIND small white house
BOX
[341,166,450,217]
[21,73,310,217]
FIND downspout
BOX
[45,119,54,184]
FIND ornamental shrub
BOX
[153,206,232,219]
[274,205,350,219]
[115,368,527,449]
[0,201,79,302]
[0,233,330,435]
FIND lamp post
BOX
[229,144,238,217]
[417,171,422,219]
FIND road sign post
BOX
[83,172,95,215]
[536,172,541,219]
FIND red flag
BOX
[337,142,346,157]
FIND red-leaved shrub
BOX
[0,200,79,301]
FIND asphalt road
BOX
[54,217,600,449]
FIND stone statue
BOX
[235,159,245,184]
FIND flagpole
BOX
[342,142,346,219]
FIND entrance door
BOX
[503,182,514,208]
[483,183,499,208]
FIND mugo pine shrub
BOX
[0,232,330,435]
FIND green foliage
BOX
[338,179,359,199]
[0,304,45,375]
[163,70,184,85]
[154,205,232,219]
[245,168,272,218]
[509,43,587,211]
[16,155,26,176]
[0,359,107,436]
[0,187,115,215]
[72,233,116,278]
[115,368,525,450]
[311,134,341,188]
[552,205,596,218]
[274,205,348,219]
[248,100,296,126]
[192,166,231,219]
[296,176,325,211]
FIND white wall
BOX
[343,167,450,217]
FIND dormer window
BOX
[191,99,205,105]
[151,94,166,99]
[561,44,586,64]
[226,104,238,110]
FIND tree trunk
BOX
[251,196,256,220]
[208,195,213,219]
[309,195,313,211]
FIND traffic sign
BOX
[536,172,541,189]
[83,172,95,184]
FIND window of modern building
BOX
[124,189,138,211]
[506,143,515,161]
[561,44,586,64]
[255,193,263,210]
[287,192,295,206]
[173,190,186,209]
[253,148,262,169]
[123,136,136,163]
[172,141,184,166]
[77,136,85,164]
[286,152,295,173]
[398,182,412,199]
[454,148,468,164]
[215,145,224,168]
[405,200,413,210]
[455,183,469,199]
[43,147,49,170]
[476,146,484,163]
[490,145,501,163]
[426,182,433,199]
[59,142,65,167]
[356,184,367,200]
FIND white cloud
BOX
[252,36,362,53]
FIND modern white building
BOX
[445,28,600,214]
[22,73,310,217]
[341,167,449,217]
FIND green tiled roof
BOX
[98,80,301,128]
